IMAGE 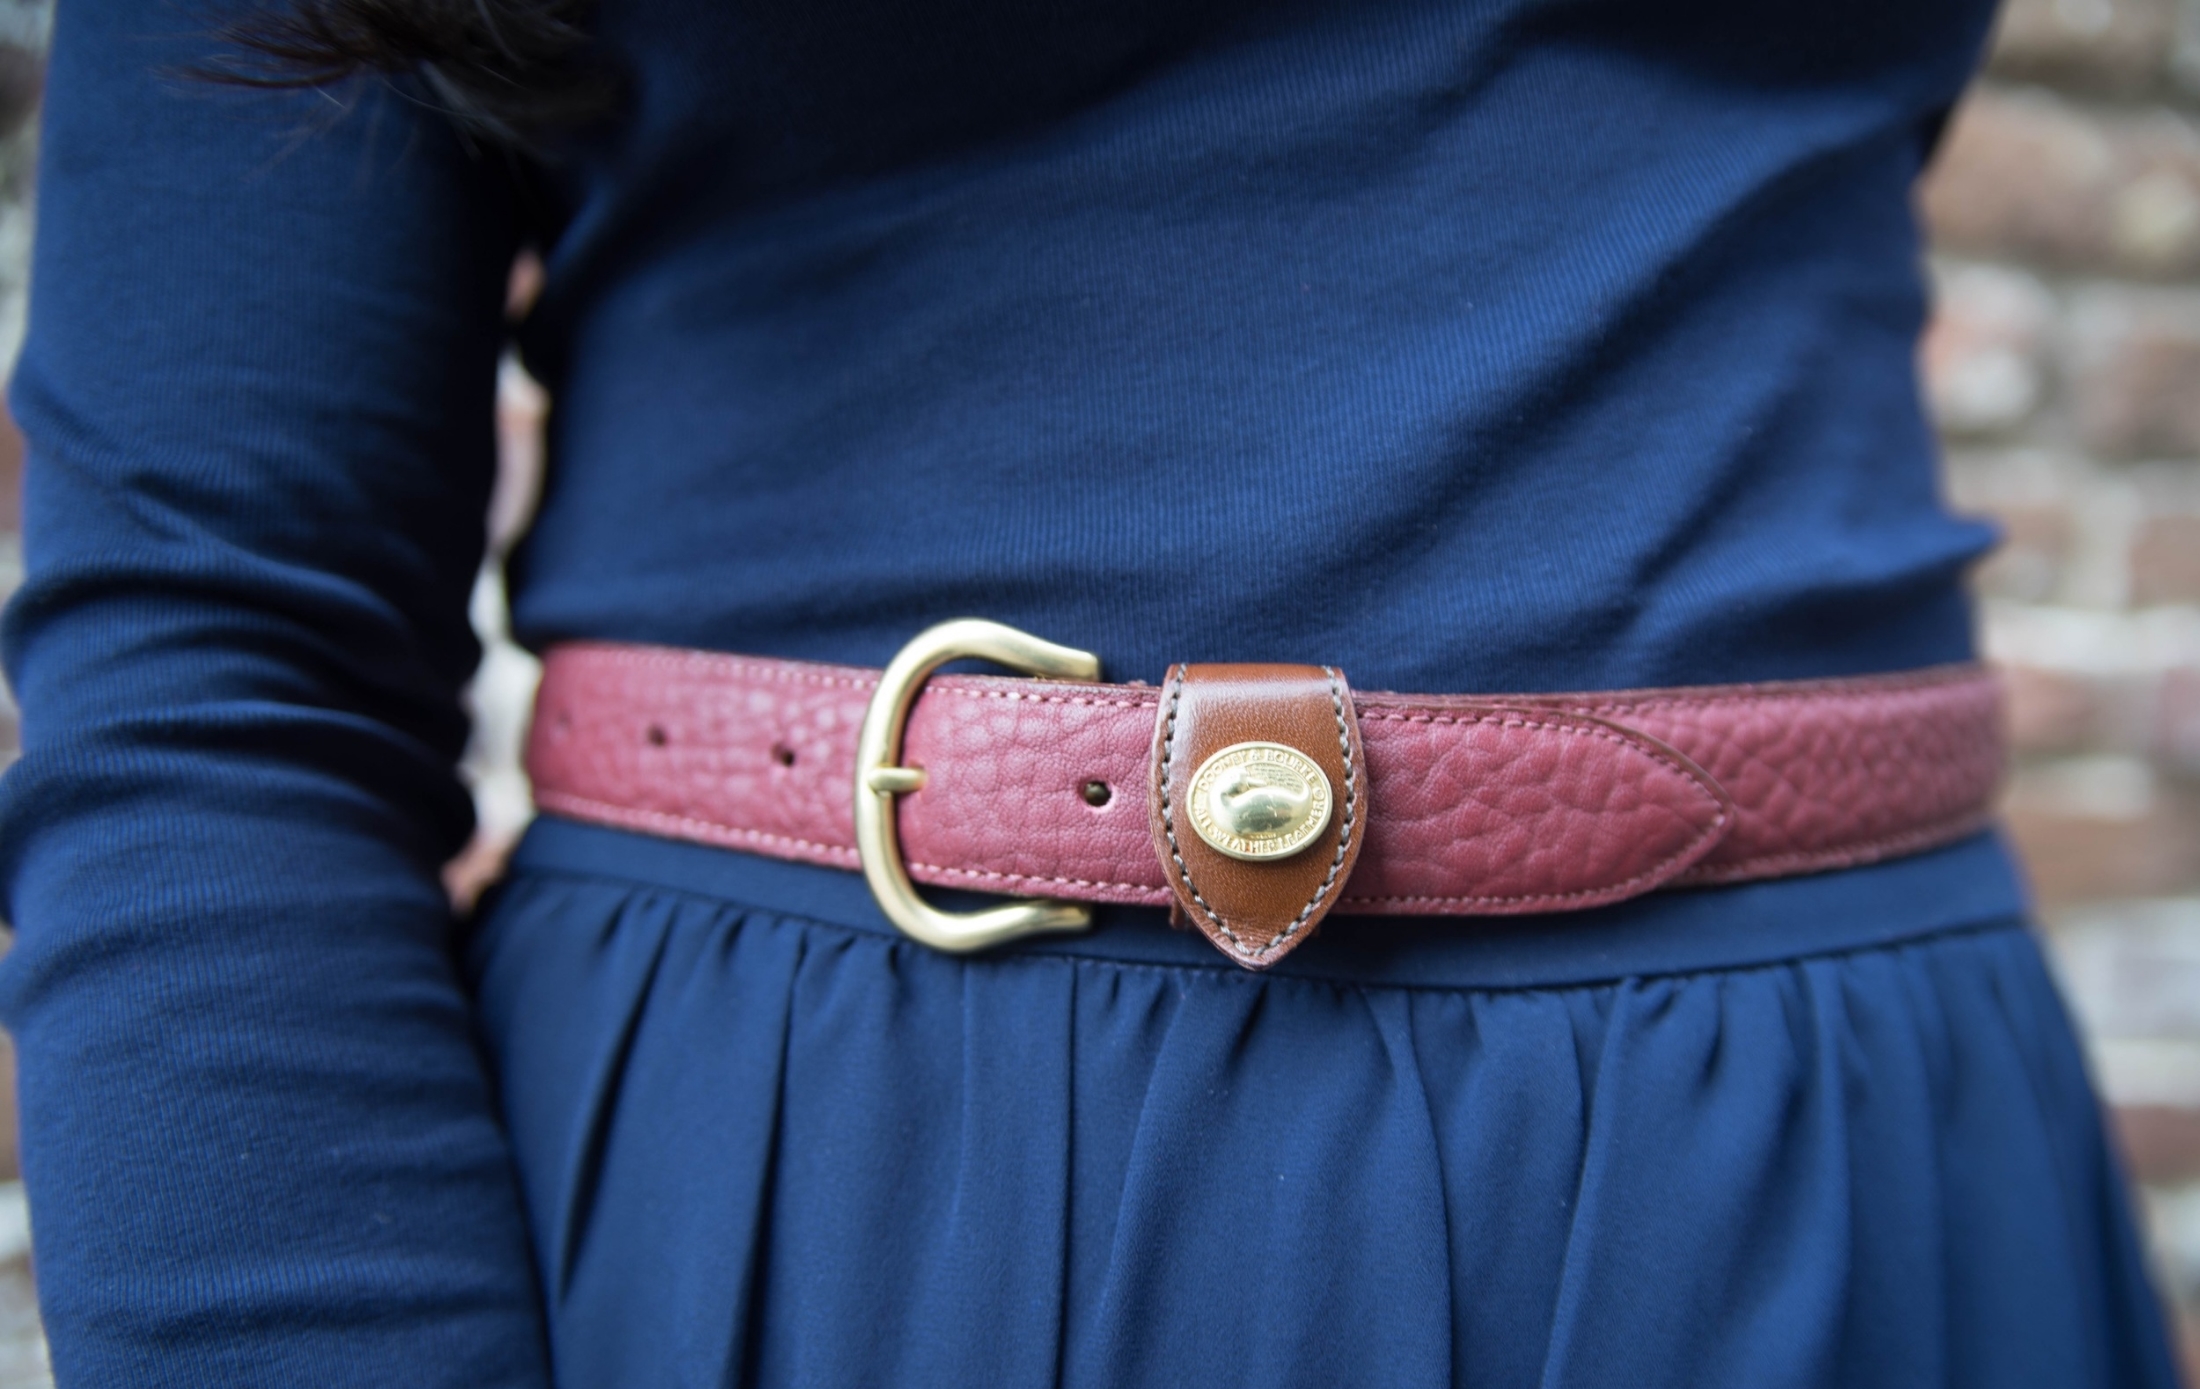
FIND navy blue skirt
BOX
[467,818,2179,1387]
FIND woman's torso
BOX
[505,0,2021,960]
[514,0,1993,678]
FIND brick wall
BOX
[0,4,2191,1382]
[1919,0,2200,1369]
[0,5,53,1382]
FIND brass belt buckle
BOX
[853,619,1101,952]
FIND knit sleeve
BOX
[0,1,551,1381]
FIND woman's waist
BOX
[521,633,2010,968]
[504,815,2031,991]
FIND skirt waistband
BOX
[505,815,2032,992]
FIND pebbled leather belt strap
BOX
[524,642,2005,959]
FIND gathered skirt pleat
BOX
[466,862,2179,1389]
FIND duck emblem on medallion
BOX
[1186,741,1334,861]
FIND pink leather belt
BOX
[524,621,2004,969]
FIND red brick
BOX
[2002,759,2200,904]
[2133,513,2200,604]
[2155,667,2200,774]
[1921,263,2055,436]
[1922,87,2200,278]
[2115,1104,2200,1183]
[2067,288,2200,458]
[1970,499,2075,601]
[0,398,20,537]
[2006,661,2107,753]
[1985,0,2176,94]
[0,1031,16,1186]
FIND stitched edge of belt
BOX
[523,640,2002,930]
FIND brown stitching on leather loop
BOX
[1275,666,1358,954]
[1157,668,1231,943]
[1157,667,1358,963]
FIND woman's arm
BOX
[0,1,551,1381]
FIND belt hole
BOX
[772,743,798,768]
[1080,779,1111,808]
[645,723,668,747]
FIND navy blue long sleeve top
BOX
[0,0,2013,1380]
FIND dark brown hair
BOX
[211,0,609,143]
